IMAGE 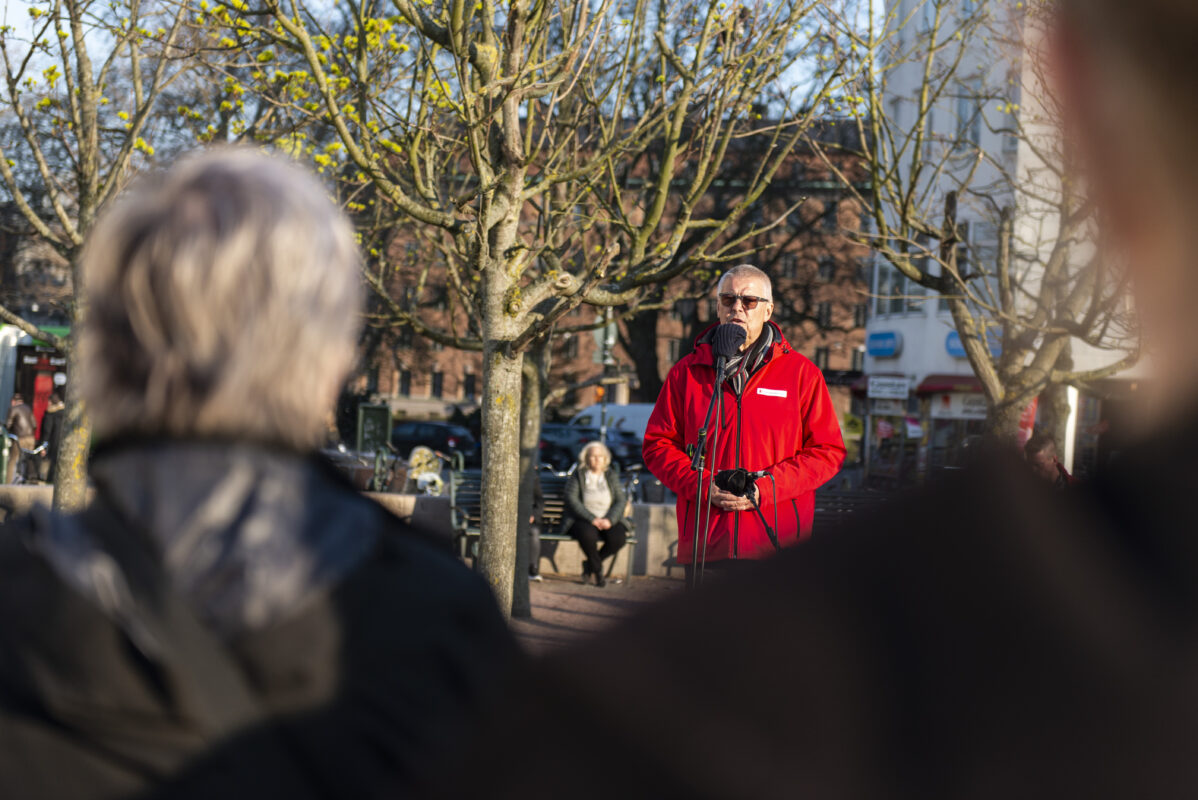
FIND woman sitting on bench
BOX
[563,442,628,587]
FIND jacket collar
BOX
[87,439,378,638]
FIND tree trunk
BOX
[477,339,523,619]
[984,397,1025,445]
[512,340,546,619]
[52,343,90,511]
[1038,347,1074,456]
[1037,381,1070,454]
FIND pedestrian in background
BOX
[37,391,65,483]
[4,393,35,483]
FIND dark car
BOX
[539,424,641,472]
[391,421,480,466]
[539,423,601,472]
[608,427,643,469]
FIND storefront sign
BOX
[930,392,989,420]
[868,375,911,400]
[866,331,903,358]
[870,398,907,416]
[945,330,1003,359]
[946,331,967,358]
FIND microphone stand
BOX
[746,487,781,552]
[689,358,727,589]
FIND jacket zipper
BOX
[733,390,743,559]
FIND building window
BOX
[817,302,832,328]
[564,335,580,360]
[463,373,476,401]
[366,365,379,394]
[667,338,682,362]
[955,78,983,151]
[854,302,868,328]
[563,372,578,407]
[851,346,865,372]
[920,0,936,32]
[431,371,444,399]
[814,346,830,370]
[822,200,839,232]
[707,298,719,320]
[817,257,835,282]
[399,369,411,396]
[876,263,925,316]
[781,253,799,279]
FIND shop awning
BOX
[916,373,984,394]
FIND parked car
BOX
[607,427,644,469]
[539,423,642,472]
[539,423,601,472]
[391,420,480,466]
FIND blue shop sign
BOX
[946,330,1002,358]
[867,331,903,358]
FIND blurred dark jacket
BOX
[0,440,517,799]
[452,418,1198,798]
[38,398,65,482]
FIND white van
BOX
[568,403,657,441]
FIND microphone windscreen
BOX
[714,468,749,496]
[713,323,747,358]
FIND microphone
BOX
[714,468,767,497]
[712,324,746,383]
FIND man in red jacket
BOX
[643,264,846,584]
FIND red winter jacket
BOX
[643,323,846,563]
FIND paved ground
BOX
[511,573,684,654]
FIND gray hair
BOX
[717,264,773,300]
[578,440,612,470]
[78,148,363,449]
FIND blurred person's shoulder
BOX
[464,442,1198,796]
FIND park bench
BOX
[450,468,638,585]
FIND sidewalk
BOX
[511,574,684,655]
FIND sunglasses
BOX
[719,293,771,310]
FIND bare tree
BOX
[0,0,200,507]
[818,0,1135,440]
[203,0,852,614]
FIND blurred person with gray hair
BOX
[0,149,515,799]
[450,2,1198,797]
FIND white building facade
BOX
[861,0,1141,487]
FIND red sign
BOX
[1017,397,1039,447]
